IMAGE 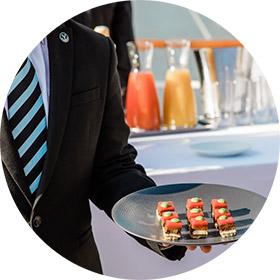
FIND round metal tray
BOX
[112,183,266,246]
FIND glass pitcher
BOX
[163,39,197,129]
[125,40,160,131]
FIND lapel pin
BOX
[59,32,69,43]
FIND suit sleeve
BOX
[90,38,186,261]
[90,38,155,215]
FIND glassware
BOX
[163,39,197,129]
[125,41,160,131]
[218,75,276,127]
[235,47,254,80]
[194,48,220,125]
[266,82,278,123]
[232,77,253,126]
[251,76,273,124]
[218,66,234,127]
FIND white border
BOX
[0,1,279,279]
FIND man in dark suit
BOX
[73,1,134,93]
[0,19,192,274]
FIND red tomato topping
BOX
[186,198,204,210]
[211,199,228,210]
[161,212,179,225]
[190,216,208,227]
[165,219,183,230]
[217,216,235,226]
[157,201,175,215]
[187,208,204,220]
[214,208,231,220]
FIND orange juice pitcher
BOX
[163,40,197,129]
[125,41,160,131]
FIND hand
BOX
[187,245,212,253]
[160,243,212,254]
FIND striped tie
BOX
[7,58,48,196]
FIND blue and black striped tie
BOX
[7,58,48,196]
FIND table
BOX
[90,124,279,279]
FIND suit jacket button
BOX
[59,32,69,43]
[33,216,42,228]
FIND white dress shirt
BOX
[5,38,50,126]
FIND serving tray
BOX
[112,183,265,246]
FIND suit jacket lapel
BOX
[36,25,74,198]
[1,113,33,206]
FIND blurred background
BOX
[130,1,277,130]
[132,0,234,80]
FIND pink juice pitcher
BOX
[125,41,160,131]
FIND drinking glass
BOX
[218,79,234,128]
[251,76,273,124]
[232,77,253,126]
[163,39,197,129]
[125,41,160,131]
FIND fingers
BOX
[187,245,197,251]
[200,245,212,253]
[186,245,212,253]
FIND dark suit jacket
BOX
[73,1,134,90]
[1,20,186,274]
